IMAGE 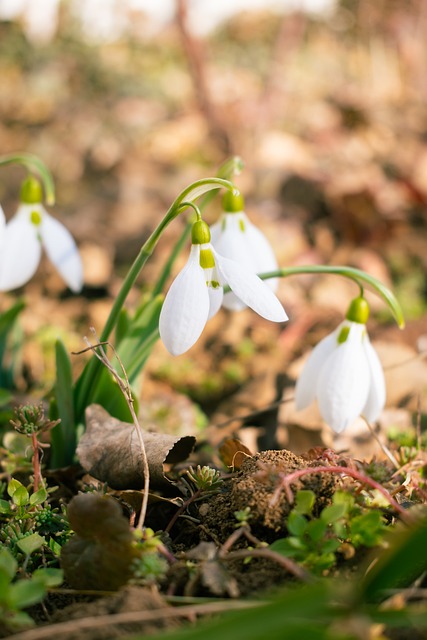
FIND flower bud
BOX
[20,176,43,205]
[345,296,370,324]
[191,219,211,245]
[222,189,244,213]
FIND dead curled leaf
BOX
[77,404,196,490]
[61,493,135,590]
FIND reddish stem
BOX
[165,488,202,534]
[271,465,407,517]
[31,432,41,493]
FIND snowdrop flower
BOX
[0,176,83,292]
[210,191,279,311]
[295,296,386,433]
[0,204,5,245]
[159,218,287,356]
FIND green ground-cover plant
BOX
[0,546,62,630]
[270,489,388,574]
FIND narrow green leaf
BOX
[358,509,427,603]
[50,339,76,468]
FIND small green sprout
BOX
[234,507,252,528]
[185,465,224,493]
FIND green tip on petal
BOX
[200,248,215,269]
[191,219,211,245]
[20,175,43,204]
[346,296,370,324]
[222,189,244,213]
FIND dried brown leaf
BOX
[61,493,135,590]
[76,404,196,490]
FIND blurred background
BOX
[0,0,426,453]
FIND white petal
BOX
[207,285,223,320]
[243,217,279,291]
[159,246,210,356]
[222,291,247,311]
[362,338,386,422]
[214,250,287,322]
[294,327,339,410]
[0,204,5,236]
[41,210,83,292]
[316,324,370,433]
[0,207,41,290]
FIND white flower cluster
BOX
[159,194,287,356]
[0,177,83,293]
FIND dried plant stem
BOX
[81,331,150,529]
[223,548,311,582]
[6,599,262,640]
[271,465,407,518]
[363,418,400,469]
[165,488,202,534]
[218,525,310,582]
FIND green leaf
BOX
[11,485,29,507]
[0,388,13,407]
[287,512,308,537]
[7,478,24,498]
[0,548,18,580]
[306,519,327,543]
[359,508,427,603]
[321,503,347,524]
[50,339,76,468]
[8,579,46,609]
[17,533,46,555]
[133,582,338,640]
[293,490,315,516]
[32,568,63,588]
[29,488,48,506]
[0,499,12,514]
[349,511,385,547]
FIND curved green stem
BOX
[0,153,56,205]
[256,265,405,329]
[75,176,236,420]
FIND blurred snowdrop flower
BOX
[210,191,279,311]
[295,296,385,433]
[159,218,287,356]
[0,176,83,293]
[0,204,5,244]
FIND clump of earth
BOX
[199,449,337,543]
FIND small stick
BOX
[363,417,400,469]
[77,329,150,529]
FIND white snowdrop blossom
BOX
[0,177,83,293]
[159,219,287,356]
[295,297,386,433]
[210,191,279,311]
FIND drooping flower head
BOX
[0,176,83,292]
[159,217,287,356]
[295,296,386,433]
[210,191,279,310]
